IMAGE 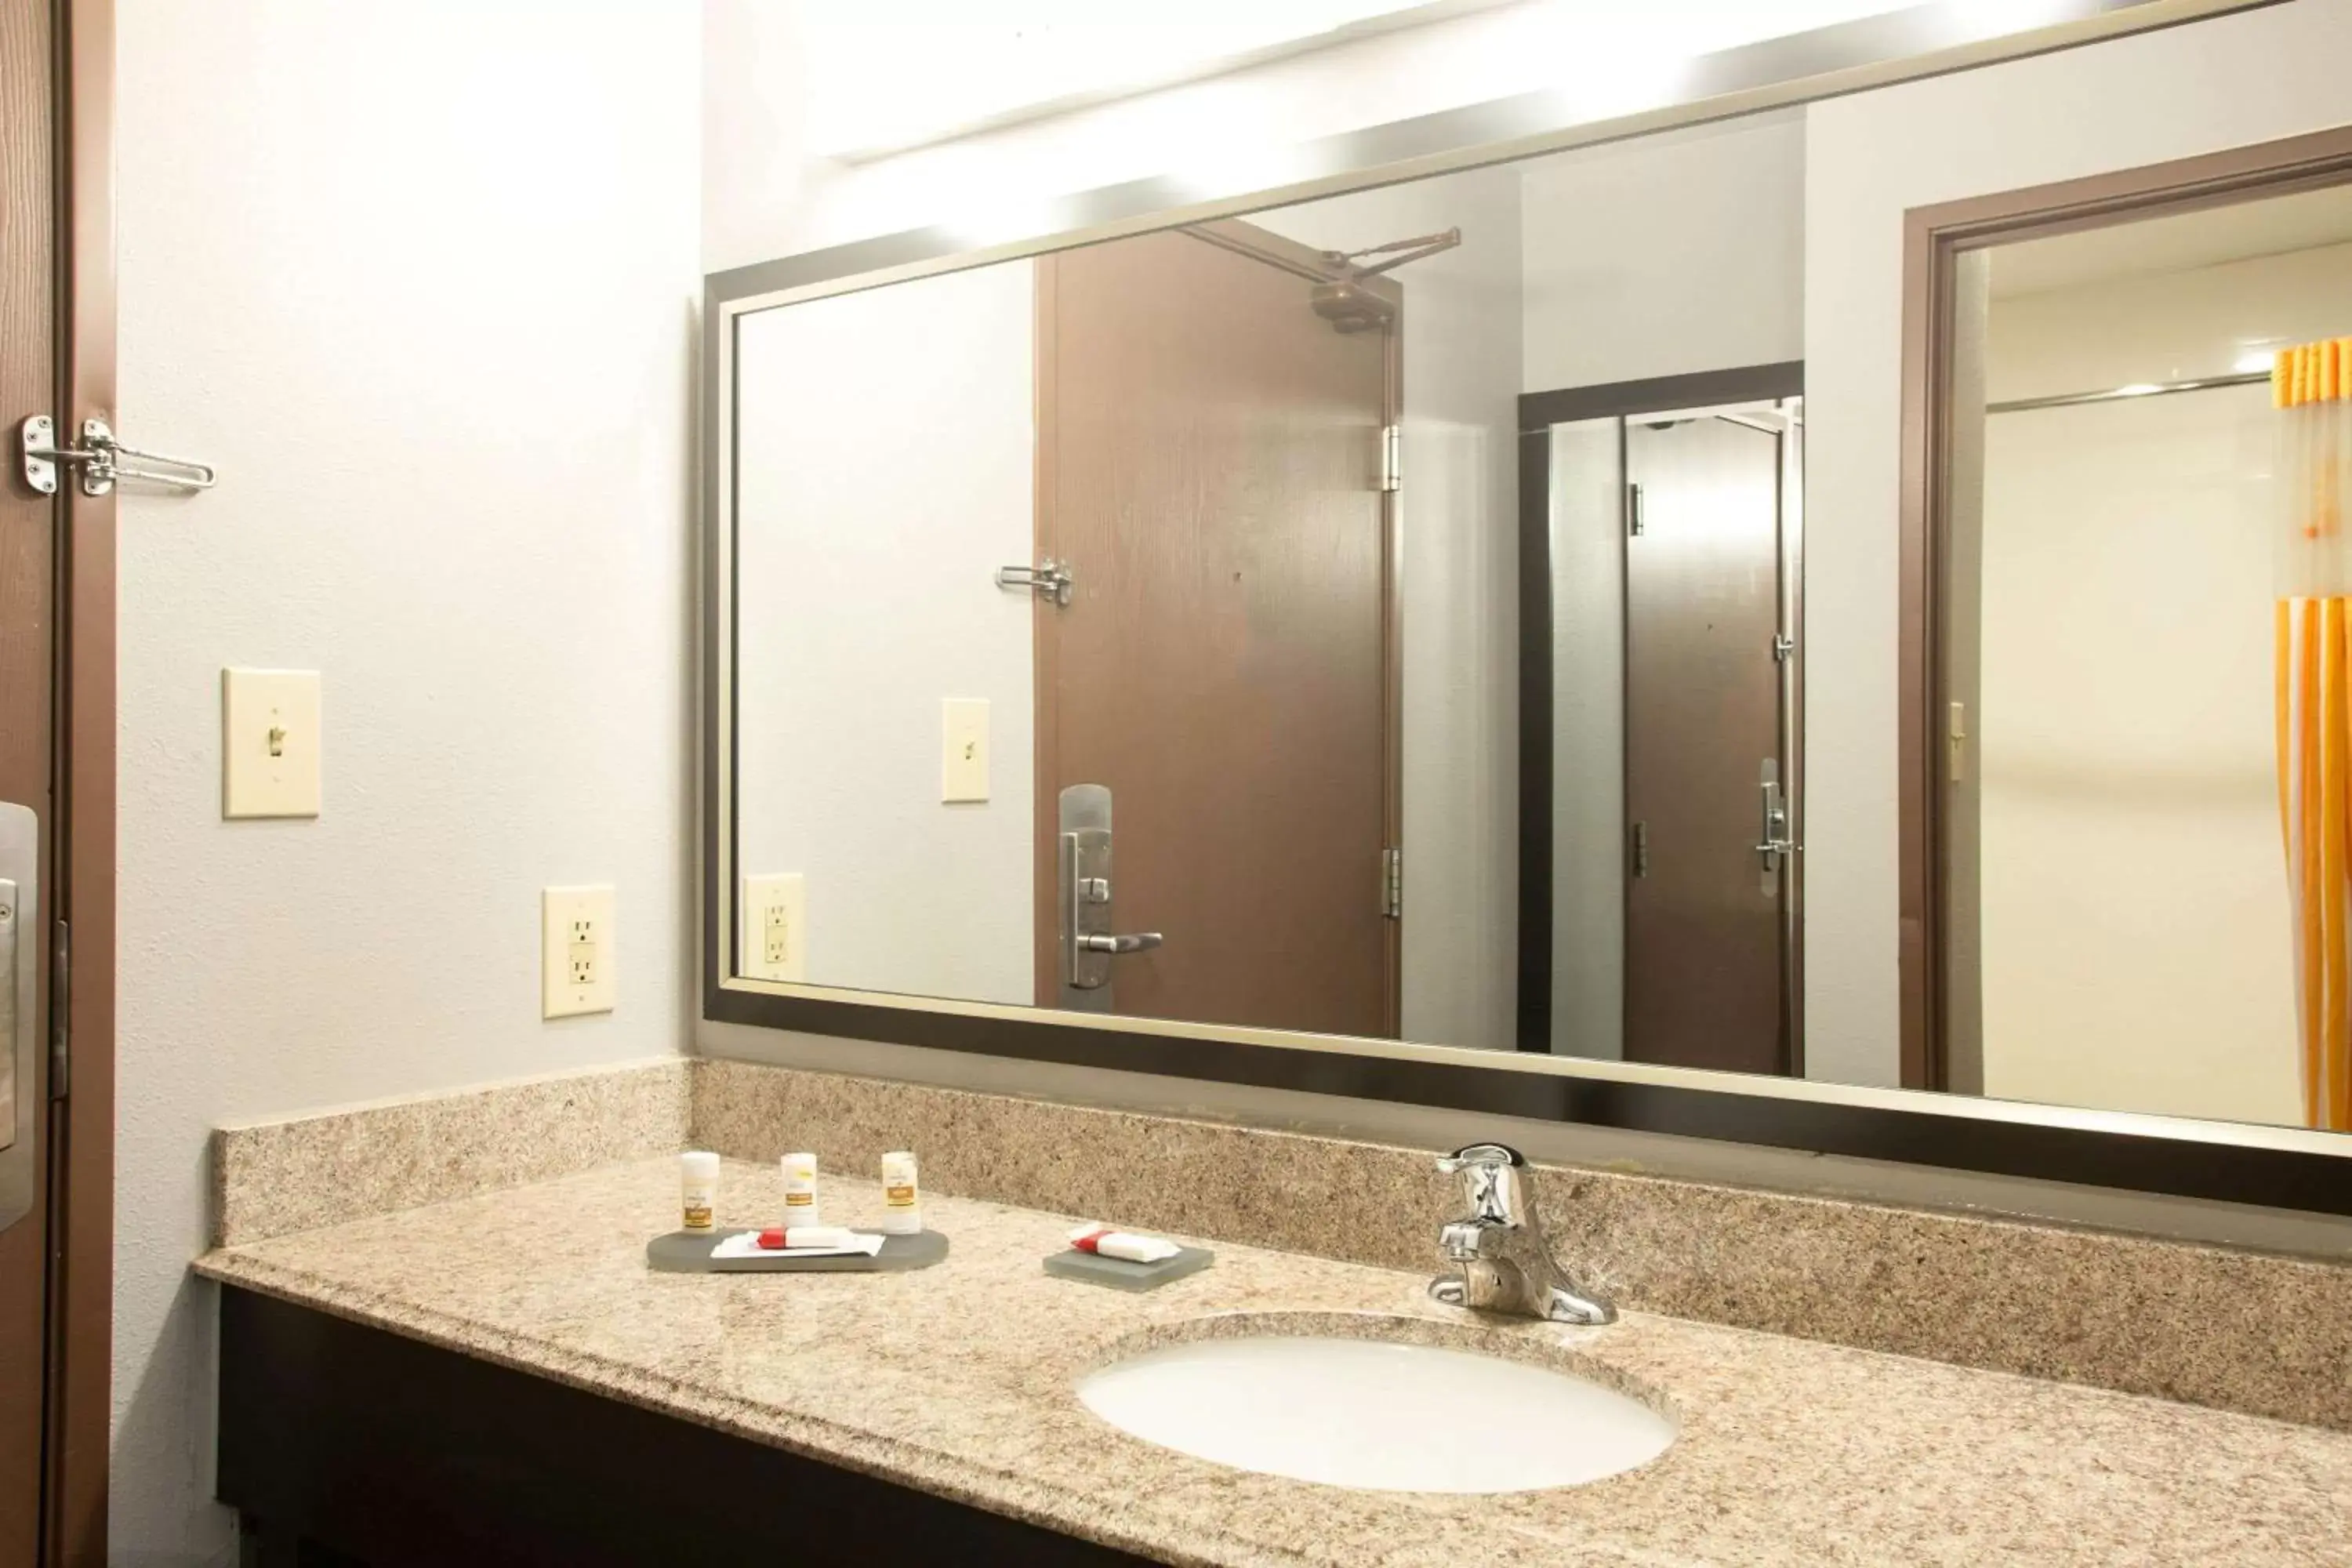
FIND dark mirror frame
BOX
[700,0,2352,1218]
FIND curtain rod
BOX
[1985,370,2270,416]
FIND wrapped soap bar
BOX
[1069,1222,1180,1264]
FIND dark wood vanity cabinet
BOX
[217,1287,1151,1567]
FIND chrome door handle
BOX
[1755,764,1792,874]
[1077,932,1163,955]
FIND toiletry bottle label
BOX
[786,1190,814,1209]
[684,1198,713,1230]
[884,1182,915,1207]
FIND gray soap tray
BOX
[1043,1245,1214,1291]
[647,1229,948,1274]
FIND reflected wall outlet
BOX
[741,873,805,983]
[222,668,322,819]
[942,698,989,803]
[542,884,616,1018]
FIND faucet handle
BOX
[1435,1142,1525,1175]
[1436,1142,1526,1226]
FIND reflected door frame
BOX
[1514,361,1806,1065]
[1899,124,2352,1095]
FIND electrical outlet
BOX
[941,699,989,803]
[740,873,805,982]
[542,885,616,1018]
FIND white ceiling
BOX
[1991,182,2352,299]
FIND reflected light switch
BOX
[222,668,321,819]
[942,699,989,803]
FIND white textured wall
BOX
[1988,239,2352,403]
[113,2,700,1560]
[1802,0,2352,1087]
[1519,114,1806,394]
[1256,169,1526,1052]
[1548,419,1625,1058]
[1976,385,2294,1123]
[733,262,1036,1004]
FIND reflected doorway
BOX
[1518,365,1806,1075]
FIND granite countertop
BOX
[194,1157,2352,1567]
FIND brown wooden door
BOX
[0,0,56,1555]
[1624,415,1788,1074]
[1033,227,1397,1037]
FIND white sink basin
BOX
[1076,1332,1675,1494]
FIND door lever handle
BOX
[1077,932,1163,955]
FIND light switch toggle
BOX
[222,668,321,820]
[941,699,990,803]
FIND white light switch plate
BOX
[740,873,806,982]
[942,698,989,803]
[543,884,617,1018]
[221,668,322,819]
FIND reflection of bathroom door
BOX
[1624,416,1790,1075]
[1032,225,1399,1036]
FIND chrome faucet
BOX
[1427,1142,1616,1327]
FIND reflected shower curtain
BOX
[2274,337,2352,1132]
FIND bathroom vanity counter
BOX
[195,1156,2352,1567]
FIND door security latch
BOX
[996,557,1074,607]
[19,415,216,498]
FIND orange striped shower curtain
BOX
[2275,338,2352,1131]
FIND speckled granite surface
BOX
[196,1158,2352,1567]
[213,1058,688,1245]
[693,1057,2352,1431]
[216,1056,2352,1432]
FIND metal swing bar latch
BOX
[996,557,1075,607]
[19,416,217,497]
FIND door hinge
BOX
[1773,633,1795,663]
[1626,481,1645,536]
[1381,847,1403,919]
[19,414,216,497]
[1378,424,1401,493]
[48,919,67,1101]
[1948,700,1968,783]
[1630,821,1650,878]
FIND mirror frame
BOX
[698,0,2352,1218]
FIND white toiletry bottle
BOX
[879,1150,921,1235]
[781,1152,820,1227]
[681,1151,720,1233]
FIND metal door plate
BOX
[0,804,38,1232]
[1058,784,1113,1010]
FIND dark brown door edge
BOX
[49,0,115,1559]
[1898,124,2352,1094]
[1514,362,1803,1054]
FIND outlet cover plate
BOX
[740,873,806,982]
[222,668,322,819]
[543,884,616,1018]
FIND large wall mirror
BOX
[705,0,2352,1211]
